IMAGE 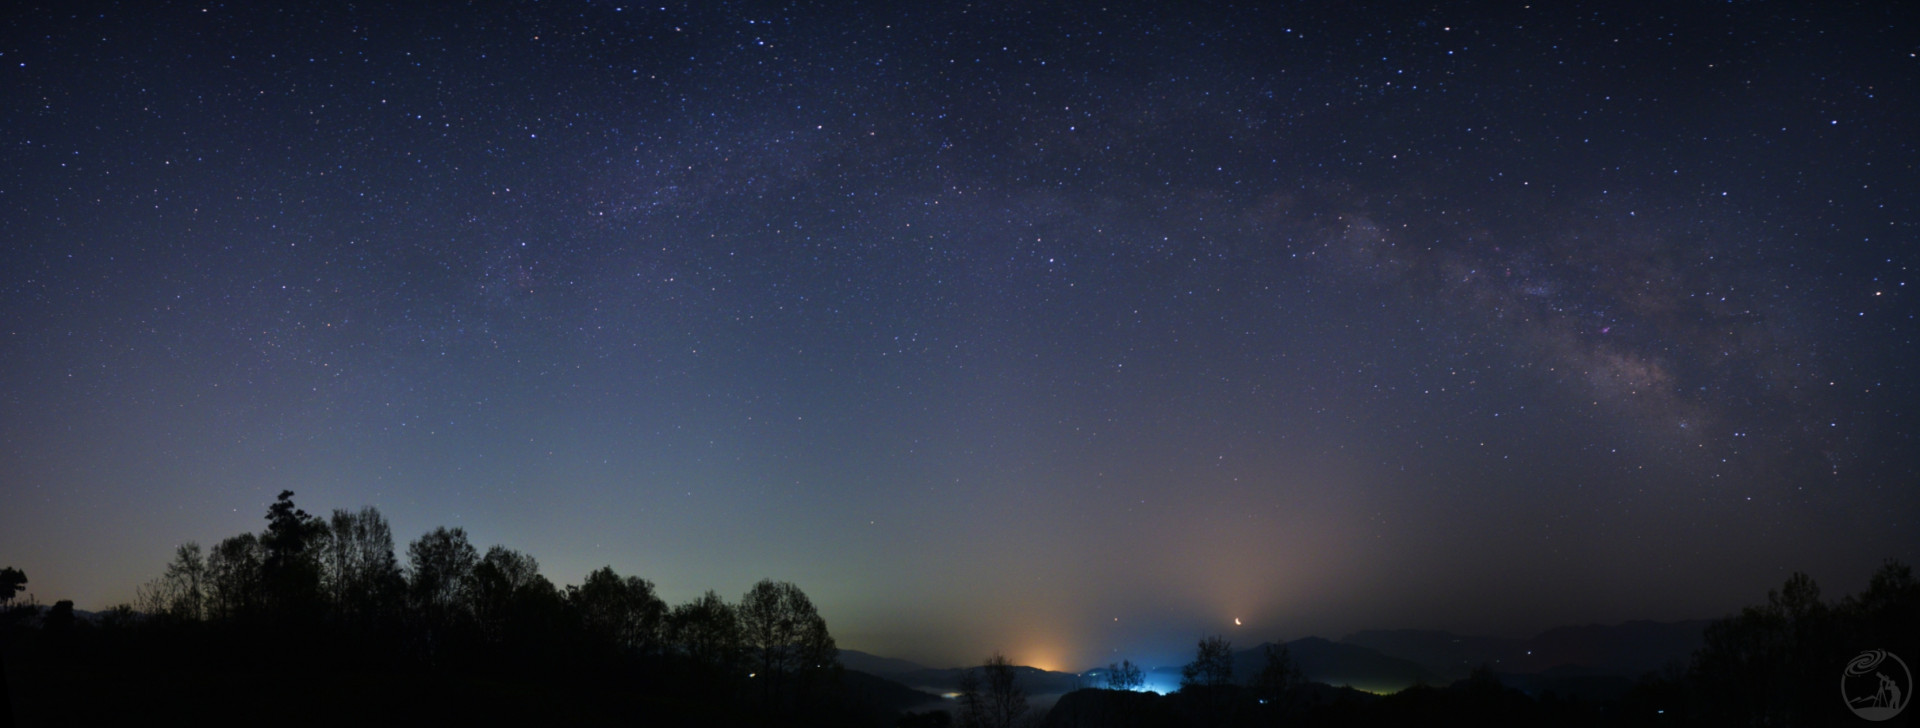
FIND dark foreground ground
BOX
[1,621,933,727]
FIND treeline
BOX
[1031,560,1918,728]
[0,492,872,726]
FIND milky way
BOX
[2,1,1914,669]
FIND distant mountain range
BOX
[839,649,936,678]
[839,650,1091,696]
[834,667,950,716]
[1237,636,1439,693]
[841,618,1710,699]
[1342,619,1711,681]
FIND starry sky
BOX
[2,1,1916,671]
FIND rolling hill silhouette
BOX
[845,618,1710,699]
[1342,619,1709,680]
[1237,637,1437,693]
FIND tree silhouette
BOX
[98,603,137,630]
[737,579,838,704]
[206,533,264,620]
[1691,571,1834,725]
[1182,635,1234,689]
[407,526,479,645]
[260,490,326,618]
[570,566,668,655]
[669,589,742,669]
[1254,641,1303,706]
[45,599,75,632]
[955,667,985,728]
[0,567,32,628]
[0,566,24,605]
[41,493,893,725]
[324,506,403,626]
[63,508,1919,728]
[1180,635,1238,726]
[979,652,1028,728]
[407,527,478,612]
[1106,658,1144,691]
[162,542,207,621]
[135,543,208,621]
[1842,559,1919,679]
[1686,560,1919,726]
[468,545,550,643]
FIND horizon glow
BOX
[1,1,1914,672]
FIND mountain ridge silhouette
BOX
[842,618,1710,696]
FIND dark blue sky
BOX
[2,0,1915,670]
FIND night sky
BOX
[3,1,1916,671]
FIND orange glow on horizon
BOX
[1009,633,1074,673]
[1017,647,1065,673]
